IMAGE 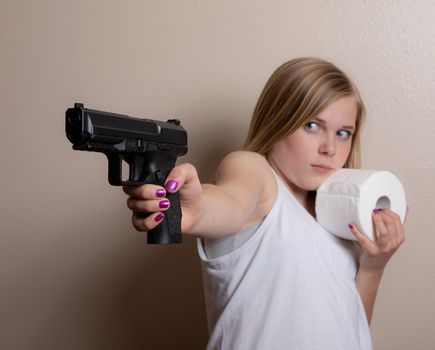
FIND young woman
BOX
[123,57,405,349]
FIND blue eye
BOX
[337,130,352,139]
[304,122,319,132]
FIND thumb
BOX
[164,163,200,193]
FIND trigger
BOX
[155,170,165,182]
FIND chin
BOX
[309,176,329,191]
[299,180,322,192]
[307,185,321,192]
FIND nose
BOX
[319,133,336,156]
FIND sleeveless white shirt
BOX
[197,170,372,350]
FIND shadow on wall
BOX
[89,236,209,350]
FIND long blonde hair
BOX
[244,57,365,168]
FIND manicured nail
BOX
[373,209,380,215]
[156,189,166,198]
[348,223,354,229]
[165,180,178,192]
[154,213,164,222]
[159,200,170,209]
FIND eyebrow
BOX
[312,117,356,131]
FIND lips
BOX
[311,164,334,174]
[312,164,332,170]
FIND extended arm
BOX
[124,151,276,241]
[188,151,275,240]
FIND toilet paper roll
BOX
[315,169,407,241]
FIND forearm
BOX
[355,267,384,325]
[189,183,254,239]
[182,151,269,240]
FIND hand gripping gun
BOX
[65,103,188,244]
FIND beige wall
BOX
[1,1,434,349]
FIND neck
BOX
[266,154,316,216]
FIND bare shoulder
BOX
[216,150,271,181]
[215,150,277,224]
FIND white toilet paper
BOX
[315,169,407,241]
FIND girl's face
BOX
[268,96,358,194]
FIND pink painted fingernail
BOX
[165,180,178,192]
[373,209,380,215]
[159,200,170,209]
[348,223,354,229]
[156,189,166,198]
[154,213,164,222]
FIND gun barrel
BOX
[65,103,187,155]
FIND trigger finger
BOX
[124,184,166,199]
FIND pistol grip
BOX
[147,191,182,244]
[106,152,183,244]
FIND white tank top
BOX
[197,170,372,350]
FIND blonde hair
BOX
[244,57,365,168]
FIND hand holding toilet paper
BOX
[315,169,407,241]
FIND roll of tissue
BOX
[315,169,407,241]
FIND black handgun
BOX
[65,103,188,244]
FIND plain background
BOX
[1,1,434,349]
